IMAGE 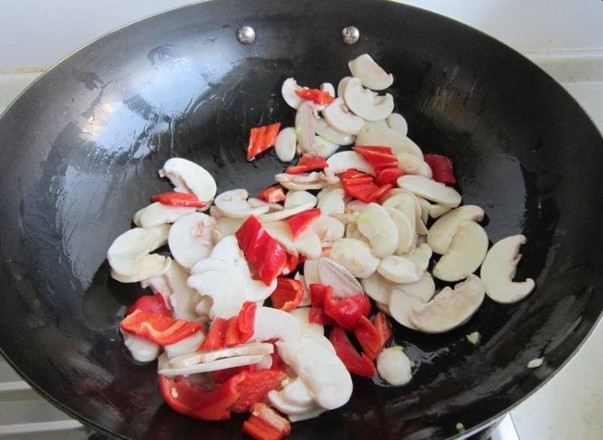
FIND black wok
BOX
[0,0,602,438]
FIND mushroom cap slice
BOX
[427,205,485,254]
[285,190,317,209]
[159,157,217,202]
[432,220,489,282]
[133,202,196,228]
[275,127,297,162]
[316,118,354,146]
[215,189,270,218]
[168,212,216,270]
[328,238,379,279]
[480,234,535,303]
[317,257,364,297]
[253,306,303,344]
[187,269,245,319]
[387,113,409,136]
[397,272,436,303]
[295,101,318,154]
[396,153,433,178]
[317,188,345,216]
[355,125,423,158]
[326,150,375,176]
[348,53,394,91]
[323,97,365,135]
[378,255,424,284]
[343,77,394,122]
[281,78,304,109]
[356,202,399,258]
[309,215,345,243]
[314,135,340,159]
[409,275,485,333]
[361,272,393,304]
[397,175,462,208]
[376,346,412,386]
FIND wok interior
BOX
[0,1,602,438]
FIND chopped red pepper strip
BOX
[125,293,170,317]
[247,122,282,161]
[199,302,256,350]
[353,316,382,360]
[237,301,257,341]
[158,373,245,421]
[120,309,202,346]
[374,166,404,186]
[199,317,229,351]
[285,208,321,239]
[354,145,398,169]
[230,369,287,413]
[236,216,288,286]
[282,253,300,276]
[243,403,292,440]
[257,185,286,204]
[424,153,457,185]
[271,277,304,312]
[295,88,335,105]
[373,311,393,350]
[285,154,329,174]
[150,191,206,208]
[323,289,372,331]
[329,326,377,378]
[340,168,393,203]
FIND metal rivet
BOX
[237,26,256,44]
[342,26,360,45]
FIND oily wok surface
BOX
[0,0,602,438]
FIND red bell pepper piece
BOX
[199,317,229,351]
[247,122,282,161]
[237,301,257,341]
[373,311,393,349]
[257,185,286,203]
[125,293,170,317]
[285,208,321,239]
[236,216,288,286]
[120,309,202,346]
[424,153,456,185]
[282,253,301,276]
[200,302,256,350]
[353,316,382,360]
[323,290,372,331]
[150,191,206,208]
[243,403,292,440]
[230,369,287,413]
[285,154,328,174]
[295,88,335,105]
[374,166,404,186]
[308,284,334,325]
[271,277,304,312]
[158,373,245,421]
[354,145,398,169]
[329,326,377,378]
[340,168,393,203]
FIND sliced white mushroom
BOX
[315,118,354,146]
[377,346,413,386]
[345,199,369,213]
[388,289,422,330]
[215,216,245,238]
[164,331,206,359]
[387,113,409,136]
[323,97,365,135]
[290,307,324,338]
[143,261,199,321]
[275,171,339,191]
[337,76,352,97]
[313,135,340,158]
[133,202,196,228]
[214,189,270,218]
[396,152,433,178]
[275,127,297,162]
[343,77,394,121]
[168,212,216,270]
[397,175,461,208]
[480,234,535,304]
[257,200,315,222]
[159,157,217,202]
[108,225,171,282]
[429,203,452,219]
[317,257,364,297]
[281,78,304,109]
[361,272,393,304]
[309,215,345,243]
[284,190,317,209]
[427,205,485,254]
[268,377,318,415]
[409,275,485,333]
[277,337,353,410]
[252,306,303,343]
[363,119,390,130]
[397,272,436,303]
[328,238,379,279]
[378,255,423,284]
[432,220,488,282]
[355,125,423,158]
[317,188,345,216]
[187,268,246,319]
[169,342,274,368]
[295,231,322,260]
[159,354,266,377]
[121,329,161,362]
[326,150,375,176]
[348,54,394,91]
[405,243,433,272]
[303,259,320,286]
[384,205,416,255]
[356,202,399,258]
[295,101,318,154]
